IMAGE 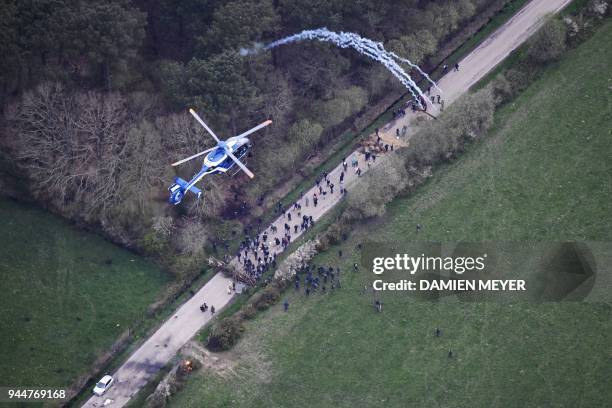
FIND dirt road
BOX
[82,1,571,405]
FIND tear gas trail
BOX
[240,28,441,108]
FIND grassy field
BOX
[167,19,612,408]
[0,198,170,387]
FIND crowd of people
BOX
[199,112,405,314]
[293,263,342,296]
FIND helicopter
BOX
[168,108,272,205]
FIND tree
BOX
[184,51,259,133]
[0,1,20,102]
[117,120,167,218]
[347,154,408,218]
[9,83,130,219]
[287,119,324,152]
[0,0,146,93]
[277,0,341,30]
[527,18,567,64]
[312,86,367,129]
[173,218,210,259]
[387,30,438,65]
[58,0,147,89]
[200,0,280,53]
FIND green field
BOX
[0,198,170,387]
[168,19,612,408]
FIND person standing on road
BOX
[455,62,460,71]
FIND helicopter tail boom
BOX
[175,177,202,197]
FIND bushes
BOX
[274,239,319,281]
[347,153,409,219]
[527,18,568,64]
[205,265,297,351]
[249,284,282,311]
[287,119,324,153]
[204,284,281,351]
[146,359,202,408]
[206,316,245,351]
[318,220,351,248]
[312,86,368,129]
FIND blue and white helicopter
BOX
[168,108,272,205]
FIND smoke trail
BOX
[389,51,443,94]
[242,28,441,108]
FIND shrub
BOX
[274,239,319,281]
[490,74,515,105]
[320,221,350,246]
[240,304,257,319]
[313,86,368,129]
[527,18,567,64]
[287,119,324,152]
[587,0,609,17]
[249,285,281,311]
[347,153,409,219]
[206,316,245,351]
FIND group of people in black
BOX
[238,231,277,282]
[199,302,215,314]
[236,195,321,282]
[313,169,342,205]
[293,264,342,296]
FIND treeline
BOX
[1,0,517,278]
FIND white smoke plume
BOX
[241,28,441,108]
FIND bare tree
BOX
[8,82,132,220]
